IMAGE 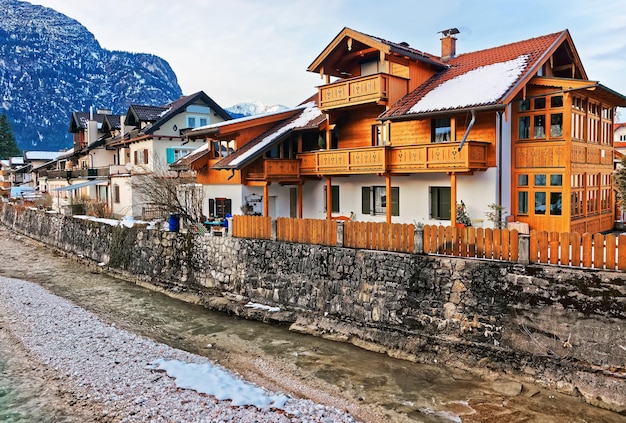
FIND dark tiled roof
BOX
[381,31,567,119]
[69,111,107,133]
[130,105,169,122]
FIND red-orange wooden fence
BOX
[423,225,519,262]
[276,217,336,246]
[343,221,414,253]
[232,215,272,240]
[529,230,626,270]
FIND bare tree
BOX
[130,158,205,226]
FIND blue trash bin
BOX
[168,214,180,232]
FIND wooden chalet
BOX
[183,28,626,234]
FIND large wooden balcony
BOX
[245,159,301,182]
[299,141,490,176]
[318,73,408,111]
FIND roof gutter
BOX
[458,109,476,152]
[378,104,505,122]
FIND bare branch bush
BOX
[130,156,204,226]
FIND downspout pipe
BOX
[457,109,476,152]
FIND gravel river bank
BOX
[0,275,358,422]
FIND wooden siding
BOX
[344,221,414,253]
[335,107,385,149]
[276,217,336,246]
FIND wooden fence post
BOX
[336,220,344,247]
[271,218,277,241]
[415,225,424,254]
[517,233,530,265]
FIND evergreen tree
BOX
[0,114,21,160]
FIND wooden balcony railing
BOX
[318,73,408,110]
[246,159,300,182]
[299,141,490,176]
[46,167,111,179]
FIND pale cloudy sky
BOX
[26,0,626,113]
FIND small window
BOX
[518,174,529,186]
[519,99,531,111]
[362,186,399,216]
[372,124,388,146]
[550,175,563,186]
[430,187,451,220]
[550,113,562,137]
[209,198,232,219]
[551,96,563,108]
[113,185,120,204]
[187,117,196,128]
[519,116,530,139]
[518,192,528,214]
[535,192,546,215]
[200,118,207,127]
[533,115,545,138]
[550,192,562,215]
[432,118,451,143]
[534,98,546,109]
[534,174,546,186]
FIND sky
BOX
[25,0,626,114]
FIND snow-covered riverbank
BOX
[0,276,357,422]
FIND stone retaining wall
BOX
[2,204,625,413]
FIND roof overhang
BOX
[52,179,106,192]
[379,104,506,122]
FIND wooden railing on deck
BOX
[344,221,414,253]
[423,225,519,261]
[232,215,272,240]
[276,217,336,246]
[529,230,626,270]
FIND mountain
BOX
[0,0,182,152]
[225,101,289,119]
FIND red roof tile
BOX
[382,31,567,119]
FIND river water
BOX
[0,227,624,422]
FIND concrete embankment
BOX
[1,203,624,413]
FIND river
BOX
[0,226,624,422]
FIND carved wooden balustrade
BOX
[299,141,490,176]
[318,73,408,110]
[245,159,301,182]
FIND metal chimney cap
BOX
[439,28,460,37]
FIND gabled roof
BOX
[101,114,124,133]
[381,30,590,120]
[144,91,232,135]
[125,105,169,127]
[68,111,106,133]
[213,100,324,170]
[308,27,446,77]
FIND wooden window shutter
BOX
[166,148,175,164]
[225,199,232,215]
[391,187,399,216]
[361,186,371,214]
[143,149,149,164]
[133,150,138,165]
[209,198,215,216]
[331,185,339,213]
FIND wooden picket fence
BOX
[232,215,272,240]
[529,230,626,270]
[276,217,336,246]
[230,216,626,271]
[344,221,414,253]
[423,225,519,261]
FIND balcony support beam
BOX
[450,173,457,227]
[386,173,392,224]
[326,177,332,220]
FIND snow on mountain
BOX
[0,0,182,152]
[226,101,289,119]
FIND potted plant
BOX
[456,201,472,227]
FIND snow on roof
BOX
[228,102,322,167]
[24,151,62,161]
[408,54,529,114]
[190,104,307,133]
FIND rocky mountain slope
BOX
[0,0,183,152]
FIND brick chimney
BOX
[439,28,459,62]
